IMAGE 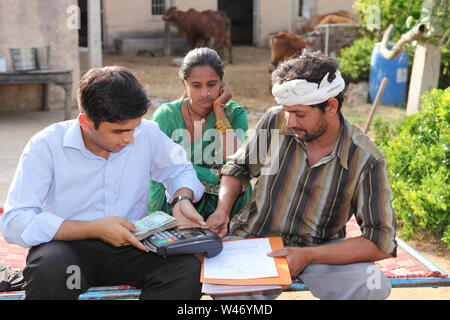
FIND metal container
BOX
[0,58,6,72]
[9,47,36,71]
[34,45,50,69]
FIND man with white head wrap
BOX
[210,51,397,300]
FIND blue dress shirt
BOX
[0,117,205,248]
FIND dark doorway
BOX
[78,0,103,47]
[78,0,88,47]
[218,0,253,45]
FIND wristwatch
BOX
[171,195,193,208]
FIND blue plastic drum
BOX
[369,42,409,106]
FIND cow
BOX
[319,14,356,25]
[163,7,232,63]
[298,10,351,34]
[268,10,354,74]
[268,32,306,74]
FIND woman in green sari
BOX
[148,47,251,237]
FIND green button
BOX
[157,240,167,245]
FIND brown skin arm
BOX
[268,236,393,277]
[53,216,149,252]
[206,175,242,237]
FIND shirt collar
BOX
[63,114,85,151]
[334,113,351,170]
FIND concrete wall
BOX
[103,0,217,50]
[102,0,356,50]
[316,0,355,17]
[0,0,80,113]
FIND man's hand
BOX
[90,216,149,252]
[268,248,312,278]
[206,208,230,238]
[172,199,207,229]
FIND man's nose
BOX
[285,112,297,128]
[123,132,134,143]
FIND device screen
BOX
[178,229,203,239]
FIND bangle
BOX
[213,102,226,108]
[171,195,193,208]
[215,119,232,134]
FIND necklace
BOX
[187,99,210,123]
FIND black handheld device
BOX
[141,228,223,258]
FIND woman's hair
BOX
[178,47,225,81]
[78,66,150,129]
[272,50,344,112]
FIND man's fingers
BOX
[267,249,289,257]
[181,204,206,226]
[126,233,149,252]
[119,218,138,232]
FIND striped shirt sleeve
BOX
[220,108,276,192]
[353,158,397,256]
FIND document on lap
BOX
[200,237,292,294]
[203,238,278,279]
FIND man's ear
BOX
[78,114,91,131]
[325,98,339,117]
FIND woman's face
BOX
[184,65,222,110]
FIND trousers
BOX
[213,237,391,300]
[22,239,202,300]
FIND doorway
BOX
[218,0,253,45]
[77,0,104,48]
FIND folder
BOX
[200,237,292,293]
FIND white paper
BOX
[203,238,278,279]
[202,282,282,294]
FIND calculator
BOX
[141,228,223,258]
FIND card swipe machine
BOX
[141,228,223,258]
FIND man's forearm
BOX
[53,220,96,241]
[216,175,242,214]
[304,236,393,265]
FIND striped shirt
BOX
[221,107,397,256]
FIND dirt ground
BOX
[0,46,447,300]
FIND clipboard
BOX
[200,237,292,287]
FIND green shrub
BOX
[374,88,450,247]
[337,37,376,83]
[353,0,423,40]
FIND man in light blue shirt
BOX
[0,66,206,299]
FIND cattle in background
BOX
[298,10,351,34]
[318,14,355,25]
[268,32,306,74]
[163,7,233,63]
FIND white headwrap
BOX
[272,69,345,106]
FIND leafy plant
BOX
[353,0,423,40]
[353,0,449,89]
[337,37,376,83]
[374,88,450,247]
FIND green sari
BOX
[147,98,252,219]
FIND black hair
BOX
[178,47,225,81]
[78,66,150,129]
[271,50,344,112]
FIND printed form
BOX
[203,238,279,279]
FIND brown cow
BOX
[163,7,232,63]
[298,10,351,34]
[319,14,356,25]
[268,32,306,73]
